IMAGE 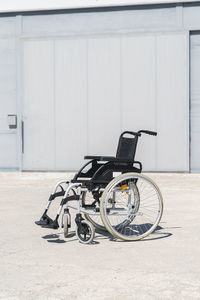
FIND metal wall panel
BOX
[55,39,87,170]
[190,33,200,172]
[22,7,177,36]
[0,18,16,36]
[157,32,188,171]
[0,7,196,171]
[0,134,17,168]
[121,35,157,170]
[21,32,188,171]
[87,37,121,156]
[183,5,200,30]
[121,32,188,171]
[0,35,17,169]
[22,40,55,170]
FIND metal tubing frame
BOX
[58,182,82,217]
[52,180,70,194]
[65,204,131,216]
[45,180,70,212]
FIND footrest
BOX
[35,219,50,226]
[35,214,59,229]
[41,220,59,229]
[35,213,54,226]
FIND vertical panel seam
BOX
[120,34,122,132]
[86,38,89,155]
[187,32,191,172]
[155,34,158,171]
[176,4,183,28]
[53,39,56,169]
[16,16,23,170]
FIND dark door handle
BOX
[21,120,24,153]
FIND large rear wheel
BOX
[100,173,163,241]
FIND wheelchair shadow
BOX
[95,229,117,241]
[136,224,172,242]
[95,223,176,243]
[42,232,100,245]
[42,232,76,244]
[41,223,179,244]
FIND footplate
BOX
[35,214,59,229]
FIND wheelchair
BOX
[35,130,163,244]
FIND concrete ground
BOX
[0,172,200,300]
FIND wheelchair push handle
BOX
[139,130,157,136]
[121,131,141,137]
[120,130,157,138]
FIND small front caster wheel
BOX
[76,220,95,244]
[63,213,70,238]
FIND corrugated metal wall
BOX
[0,18,18,169]
[22,32,188,171]
[190,32,200,172]
[2,3,200,171]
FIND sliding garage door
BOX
[190,33,200,172]
[22,32,188,171]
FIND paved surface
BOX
[0,172,200,300]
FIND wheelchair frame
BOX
[36,130,163,244]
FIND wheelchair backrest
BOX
[116,132,138,161]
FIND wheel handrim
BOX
[100,173,163,241]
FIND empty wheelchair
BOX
[35,130,163,244]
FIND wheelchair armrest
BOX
[84,155,117,161]
[84,155,103,160]
[133,161,142,172]
[84,155,133,163]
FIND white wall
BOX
[190,33,200,172]
[22,32,188,171]
[0,3,196,171]
[0,17,18,169]
[22,7,177,36]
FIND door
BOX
[190,32,200,172]
[121,32,188,171]
[22,40,55,170]
[22,32,188,171]
[22,38,87,170]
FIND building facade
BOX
[0,1,200,172]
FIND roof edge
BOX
[0,0,198,14]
